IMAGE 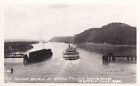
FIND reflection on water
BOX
[5,42,136,83]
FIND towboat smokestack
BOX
[68,43,70,48]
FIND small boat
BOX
[63,43,79,60]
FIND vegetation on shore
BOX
[4,41,38,54]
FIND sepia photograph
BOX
[4,0,137,84]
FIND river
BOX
[4,42,136,83]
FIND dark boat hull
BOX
[24,49,52,64]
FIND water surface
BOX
[5,42,136,83]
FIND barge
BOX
[23,49,52,64]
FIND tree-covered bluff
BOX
[73,23,136,45]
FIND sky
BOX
[5,1,136,41]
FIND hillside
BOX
[73,22,136,45]
[49,36,73,43]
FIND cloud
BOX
[47,4,69,9]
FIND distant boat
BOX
[63,43,79,60]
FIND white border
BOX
[0,0,139,86]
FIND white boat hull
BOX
[63,54,79,60]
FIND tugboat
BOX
[63,43,79,60]
[23,42,53,64]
